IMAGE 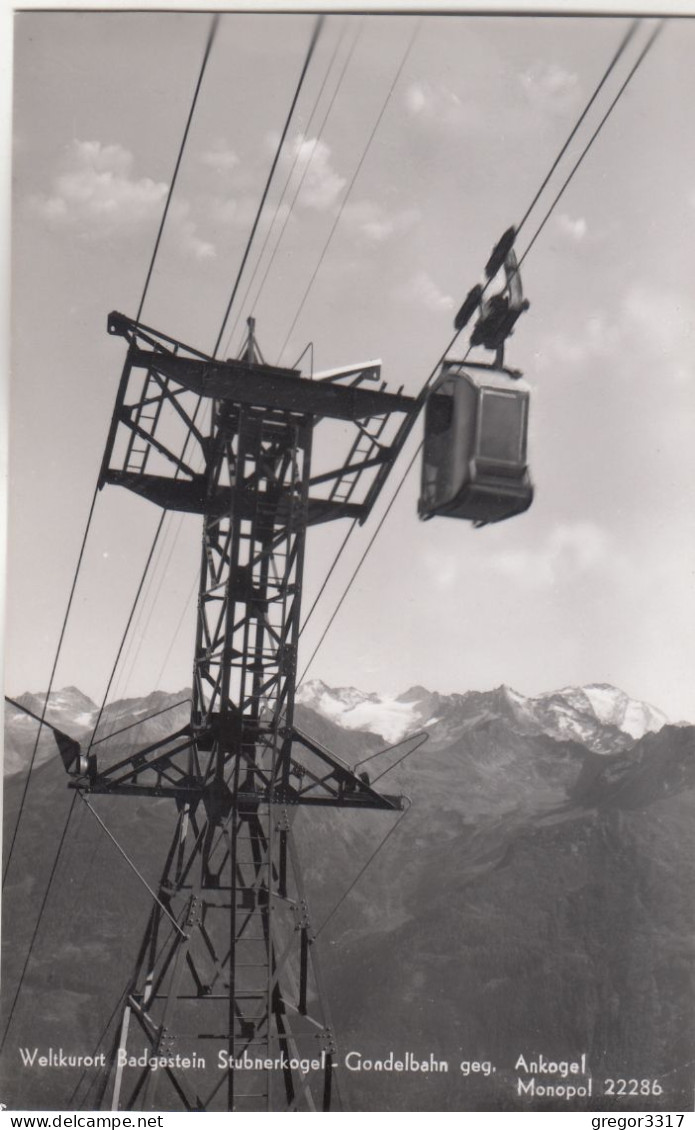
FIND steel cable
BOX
[2,16,220,891]
[221,18,358,359]
[212,15,325,359]
[276,18,422,365]
[0,793,79,1052]
[2,486,97,888]
[298,18,664,682]
[135,16,219,322]
[515,17,640,240]
[315,798,411,938]
[91,24,329,739]
[517,19,664,269]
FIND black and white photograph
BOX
[2,4,694,1115]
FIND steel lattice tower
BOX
[73,311,416,1111]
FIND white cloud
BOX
[31,140,167,226]
[286,135,345,211]
[422,548,459,590]
[534,313,620,370]
[199,139,240,174]
[491,522,609,589]
[404,80,481,131]
[556,213,588,242]
[520,62,579,113]
[396,270,455,313]
[170,202,215,261]
[210,193,290,232]
[622,284,693,366]
[31,140,216,261]
[537,283,694,382]
[343,199,420,243]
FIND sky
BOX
[5,8,695,722]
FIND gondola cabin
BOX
[419,361,533,525]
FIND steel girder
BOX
[79,315,411,1111]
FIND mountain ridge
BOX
[3,679,676,777]
[1,680,693,1110]
[296,678,671,754]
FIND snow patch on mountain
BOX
[296,681,420,742]
[297,679,670,751]
[579,683,666,738]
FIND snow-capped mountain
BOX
[296,679,670,754]
[3,688,190,776]
[3,679,674,778]
[2,677,693,1111]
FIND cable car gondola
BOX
[418,226,534,527]
[418,361,533,526]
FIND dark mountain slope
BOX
[1,688,693,1111]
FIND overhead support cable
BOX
[72,19,325,756]
[299,519,357,637]
[136,14,219,322]
[222,18,360,359]
[86,378,208,752]
[151,570,201,691]
[78,794,187,938]
[276,18,422,364]
[299,18,665,681]
[297,429,424,686]
[86,513,167,755]
[90,696,191,747]
[273,21,423,626]
[212,15,325,358]
[2,17,220,891]
[517,19,664,268]
[314,798,411,939]
[104,408,212,716]
[0,794,79,1052]
[2,486,98,889]
[515,17,640,240]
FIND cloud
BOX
[170,202,216,261]
[536,283,694,382]
[199,139,240,174]
[491,522,609,588]
[520,62,579,113]
[535,312,619,370]
[343,199,420,243]
[622,284,693,369]
[286,135,346,211]
[404,80,481,131]
[556,213,588,243]
[209,193,292,236]
[30,140,216,260]
[396,270,455,313]
[31,140,167,226]
[422,548,459,590]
